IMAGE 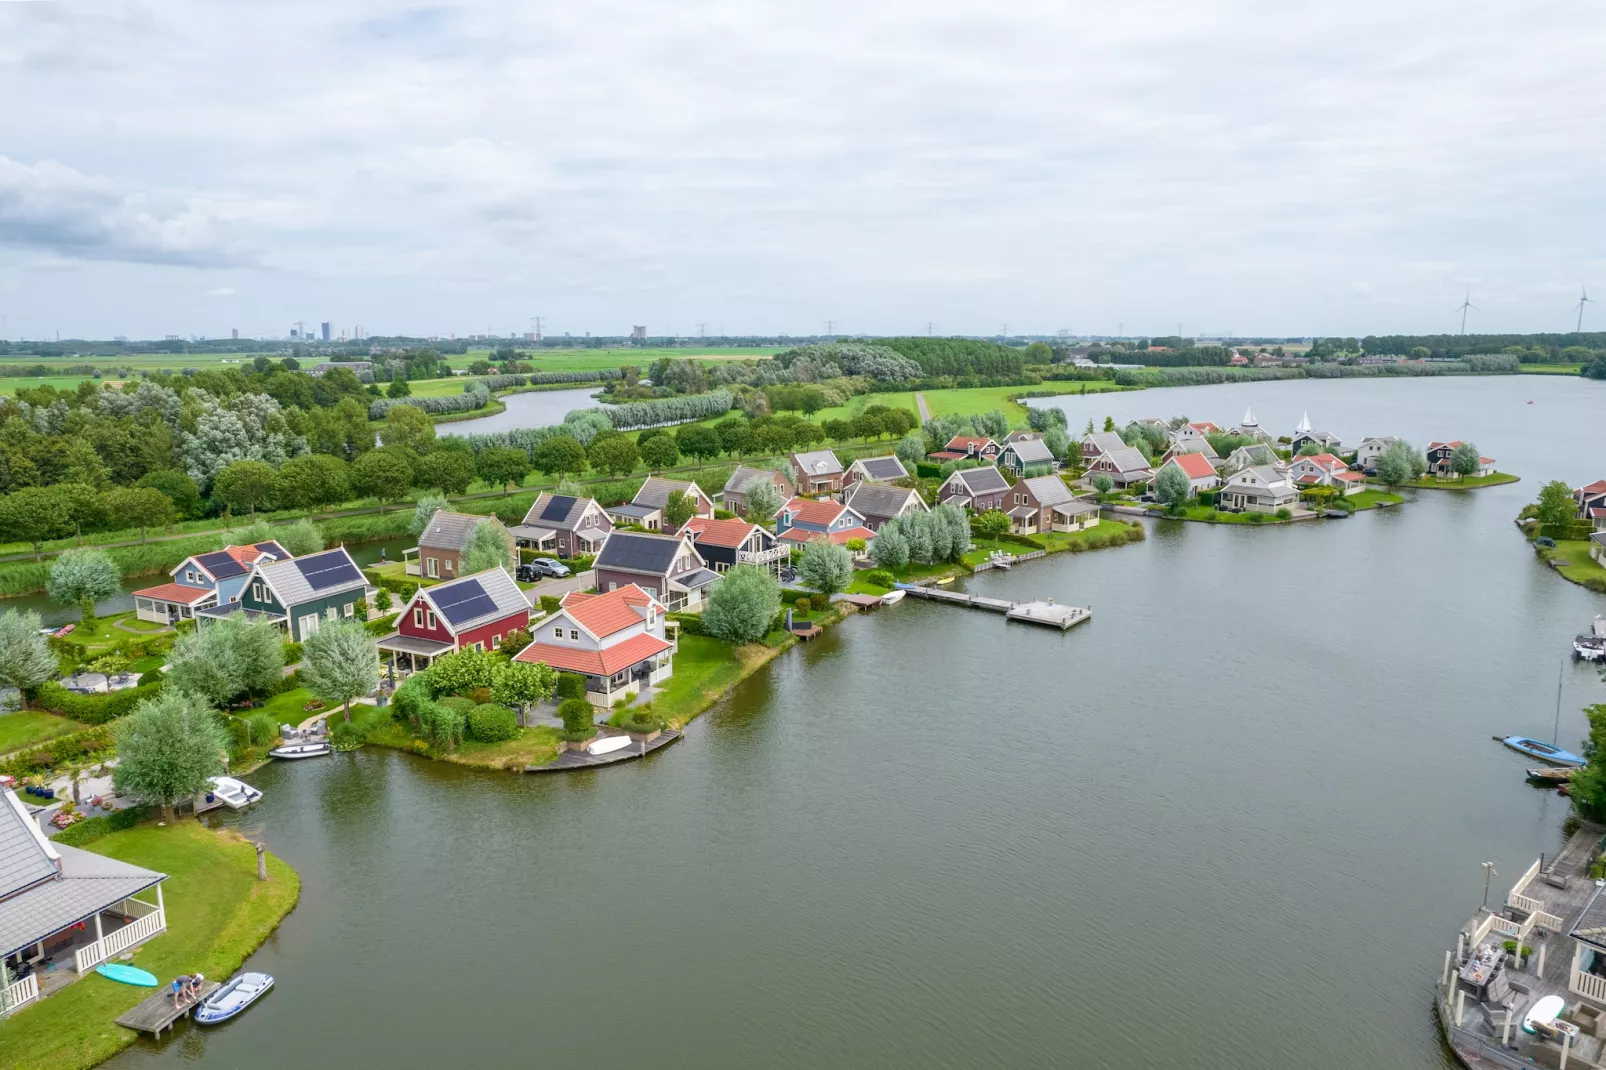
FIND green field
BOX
[446,347,782,374]
[1518,364,1585,375]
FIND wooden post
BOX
[1456,988,1466,1026]
[1539,942,1547,976]
[1502,1006,1513,1047]
[1443,950,1453,987]
[1561,1029,1571,1069]
[255,842,267,882]
[94,913,103,943]
[155,882,164,917]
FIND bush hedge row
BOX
[0,724,117,777]
[34,677,163,725]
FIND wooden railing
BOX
[1,973,38,1014]
[1508,858,1543,903]
[74,906,165,973]
[1573,968,1606,1005]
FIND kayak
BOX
[97,963,158,987]
[193,972,274,1025]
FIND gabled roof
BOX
[1095,446,1152,474]
[520,493,599,532]
[1295,453,1347,474]
[780,497,854,527]
[848,455,908,481]
[558,583,662,640]
[681,516,767,549]
[1019,474,1075,507]
[1003,430,1042,443]
[1188,421,1221,433]
[418,510,484,552]
[633,476,706,510]
[791,449,843,477]
[1357,435,1401,448]
[724,465,789,495]
[1004,438,1055,464]
[515,632,672,678]
[254,546,365,608]
[945,436,997,452]
[0,789,57,900]
[1082,431,1127,455]
[418,567,528,633]
[945,465,1011,495]
[1227,443,1277,465]
[779,525,876,545]
[594,530,694,576]
[844,482,927,521]
[1168,452,1218,479]
[1427,440,1466,450]
[1579,480,1606,496]
[131,582,217,604]
[188,541,289,581]
[1224,464,1294,490]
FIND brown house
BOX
[512,493,613,559]
[1003,475,1100,535]
[721,465,795,516]
[788,450,845,496]
[406,509,515,581]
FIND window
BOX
[426,610,437,629]
[445,559,453,573]
[252,581,265,601]
[553,626,563,638]
[607,582,617,592]
[569,629,579,641]
[326,606,338,620]
[414,607,424,627]
[491,634,502,649]
[343,602,354,618]
[427,557,439,579]
[185,569,195,583]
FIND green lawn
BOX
[0,822,300,1070]
[0,710,88,754]
[1150,504,1289,525]
[1345,489,1404,510]
[258,686,324,724]
[646,633,775,729]
[1518,364,1584,375]
[1537,539,1606,593]
[1394,472,1521,490]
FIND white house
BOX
[1216,465,1299,513]
[514,584,674,707]
[1286,453,1367,496]
[1353,436,1402,470]
[1156,452,1221,496]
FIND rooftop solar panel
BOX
[541,495,577,523]
[431,579,499,625]
[196,550,246,579]
[294,552,362,590]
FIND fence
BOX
[73,899,165,973]
[1,972,38,1014]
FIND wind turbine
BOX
[1453,290,1478,335]
[1575,286,1594,332]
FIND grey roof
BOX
[723,465,788,495]
[508,524,555,542]
[520,493,598,532]
[1007,505,1038,519]
[1293,428,1342,444]
[1004,438,1055,464]
[671,567,720,591]
[1052,500,1100,517]
[1167,439,1219,461]
[1592,532,1606,548]
[791,449,843,477]
[1020,474,1075,508]
[595,531,689,576]
[849,455,908,482]
[0,790,57,899]
[1099,446,1152,474]
[418,509,483,552]
[1003,430,1043,443]
[1223,465,1297,499]
[1226,444,1278,467]
[423,567,528,632]
[196,605,285,624]
[375,633,455,656]
[845,482,927,521]
[191,541,289,581]
[255,546,365,608]
[607,503,660,520]
[633,477,704,510]
[1082,431,1126,455]
[949,465,1010,495]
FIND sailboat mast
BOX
[1554,662,1564,747]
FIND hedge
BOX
[0,724,117,777]
[467,703,519,742]
[52,806,150,848]
[34,677,163,726]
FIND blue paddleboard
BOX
[96,963,158,987]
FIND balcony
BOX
[737,546,789,566]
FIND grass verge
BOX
[1535,539,1606,594]
[1393,472,1520,490]
[0,710,89,754]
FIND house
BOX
[1594,531,1606,565]
[230,546,371,640]
[720,465,794,515]
[1226,406,1272,441]
[936,465,1012,512]
[843,482,929,532]
[131,541,290,625]
[376,567,531,672]
[1168,423,1219,452]
[1081,430,1127,463]
[679,516,789,574]
[1221,443,1280,475]
[1289,411,1342,454]
[774,498,876,549]
[843,454,909,488]
[787,450,845,496]
[1159,438,1220,466]
[1353,436,1402,471]
[1156,452,1222,496]
[1003,475,1100,535]
[1425,441,1497,478]
[514,584,674,707]
[1286,453,1366,496]
[1084,446,1155,489]
[606,477,715,531]
[405,509,515,581]
[592,530,718,611]
[512,494,611,560]
[309,361,373,377]
[0,789,169,1012]
[1003,429,1043,445]
[1216,465,1299,513]
[1574,480,1606,520]
[998,437,1058,475]
[929,436,1000,463]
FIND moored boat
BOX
[267,741,331,760]
[1499,736,1585,767]
[193,972,273,1024]
[880,589,906,605]
[1525,766,1573,784]
[1574,616,1606,661]
[206,776,264,810]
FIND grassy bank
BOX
[1518,364,1584,375]
[0,710,88,754]
[1344,489,1405,511]
[1393,472,1520,490]
[1535,538,1606,594]
[0,823,300,1070]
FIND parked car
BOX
[519,558,571,581]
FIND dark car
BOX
[520,558,571,581]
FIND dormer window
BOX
[553,626,563,639]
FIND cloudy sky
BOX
[1,1,1602,341]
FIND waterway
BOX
[437,385,610,436]
[104,373,1605,1069]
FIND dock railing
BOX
[1,972,38,1015]
[74,898,166,974]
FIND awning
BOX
[1007,506,1037,519]
[508,524,556,543]
[608,504,659,519]
[671,568,720,591]
[194,605,285,624]
[375,633,455,657]
[1052,501,1099,517]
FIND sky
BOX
[1,1,1603,342]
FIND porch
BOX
[376,632,455,675]
[131,585,216,625]
[194,604,286,629]
[736,544,791,572]
[1051,503,1100,532]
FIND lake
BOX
[104,373,1606,1069]
[437,386,610,436]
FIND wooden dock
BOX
[900,585,1090,630]
[115,979,219,1036]
[528,730,682,773]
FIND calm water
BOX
[103,374,1606,1070]
[438,386,609,436]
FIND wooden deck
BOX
[900,585,1091,630]
[115,979,219,1035]
[527,730,682,773]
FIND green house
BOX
[228,546,370,641]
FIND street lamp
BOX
[1481,861,1499,912]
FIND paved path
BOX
[522,570,595,610]
[915,392,931,422]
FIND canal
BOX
[437,385,609,436]
[105,374,1605,1069]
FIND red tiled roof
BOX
[558,584,660,639]
[223,545,267,567]
[1579,480,1606,495]
[679,516,759,549]
[927,451,968,461]
[1480,457,1495,465]
[1302,453,1345,471]
[946,436,992,450]
[1335,471,1366,482]
[514,632,672,677]
[131,582,215,604]
[1590,508,1606,519]
[1170,452,1217,479]
[1427,440,1464,450]
[780,497,847,526]
[1295,474,1319,485]
[1188,422,1221,433]
[778,525,876,545]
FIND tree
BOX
[381,403,436,455]
[386,376,412,398]
[414,449,474,495]
[870,526,909,570]
[532,436,587,479]
[797,538,853,596]
[301,619,379,722]
[743,477,783,521]
[1092,474,1114,501]
[973,509,1010,546]
[640,434,679,470]
[137,469,203,519]
[0,609,56,706]
[1155,463,1191,508]
[426,646,500,697]
[851,413,884,441]
[1102,416,1116,432]
[1565,705,1606,821]
[588,435,639,477]
[1295,442,1323,457]
[492,659,555,727]
[213,459,278,515]
[702,564,781,643]
[47,549,121,621]
[352,448,415,511]
[167,620,243,707]
[677,424,722,463]
[558,698,595,741]
[664,490,696,532]
[275,517,326,556]
[113,690,229,822]
[1375,441,1412,487]
[105,486,176,542]
[0,486,71,559]
[1451,441,1482,478]
[54,483,106,543]
[1536,480,1578,531]
[410,492,450,536]
[718,419,754,457]
[1029,406,1068,433]
[1043,427,1071,461]
[894,430,926,468]
[273,453,351,509]
[477,446,531,495]
[822,418,853,442]
[463,519,514,574]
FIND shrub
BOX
[1196,489,1215,506]
[467,703,519,742]
[0,724,117,778]
[51,805,149,848]
[1108,530,1129,546]
[1125,522,1145,541]
[1275,507,1291,520]
[439,696,477,716]
[555,673,588,701]
[1248,512,1266,523]
[865,569,894,588]
[281,641,304,664]
[558,698,595,740]
[794,596,812,613]
[34,678,163,726]
[329,719,366,751]
[539,595,562,616]
[619,707,663,735]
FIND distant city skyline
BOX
[1,2,1602,340]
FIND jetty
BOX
[115,979,219,1036]
[898,584,1090,631]
[527,730,682,773]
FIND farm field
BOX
[444,347,783,373]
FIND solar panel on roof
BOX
[196,550,246,578]
[431,579,500,625]
[294,552,361,590]
[541,495,577,522]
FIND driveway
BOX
[522,570,595,610]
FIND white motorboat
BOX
[880,589,906,605]
[1575,616,1606,661]
[206,776,263,810]
[267,741,331,759]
